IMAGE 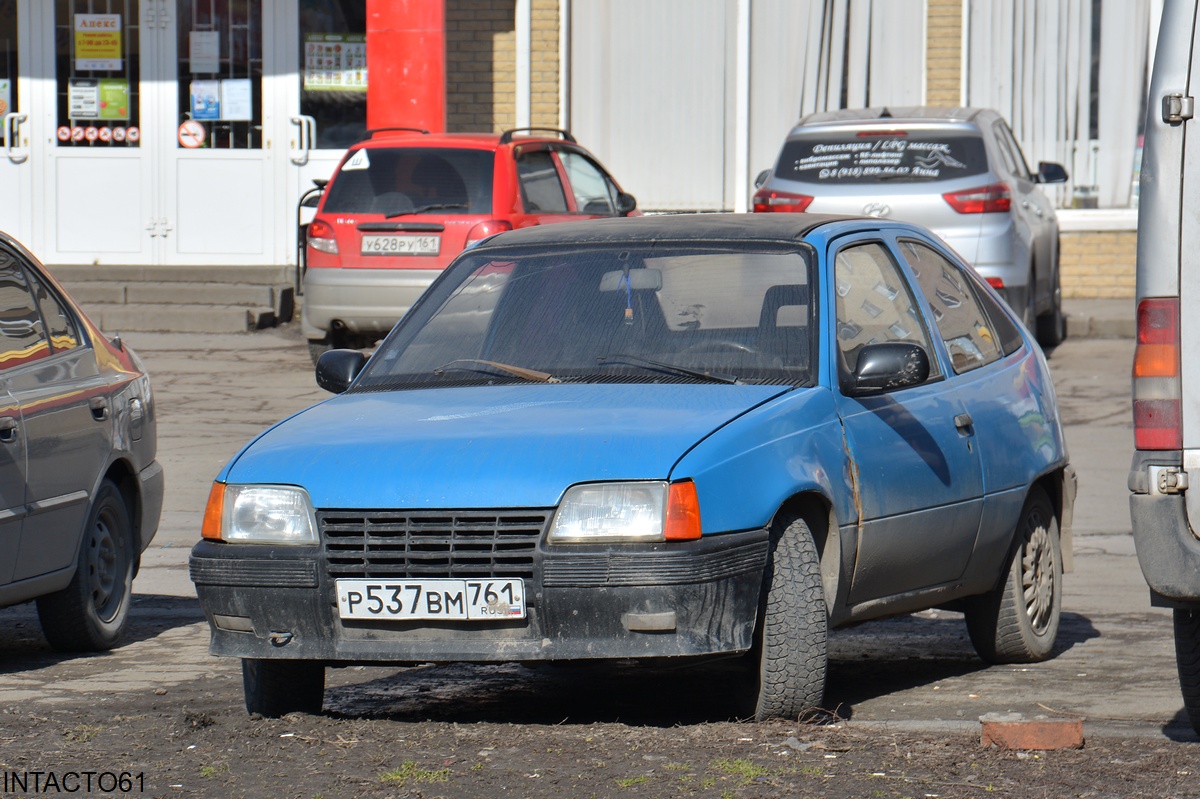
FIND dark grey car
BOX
[753,107,1069,347]
[0,231,163,651]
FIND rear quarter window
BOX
[775,131,990,184]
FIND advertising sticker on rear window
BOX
[778,133,988,183]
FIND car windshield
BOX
[776,130,990,184]
[355,243,816,389]
[321,147,494,215]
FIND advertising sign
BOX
[303,33,367,92]
[0,79,10,116]
[190,80,220,120]
[99,79,129,120]
[75,14,123,71]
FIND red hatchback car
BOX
[301,127,638,361]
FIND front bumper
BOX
[301,266,444,340]
[189,529,768,663]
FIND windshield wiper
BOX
[597,353,741,385]
[387,203,468,218]
[433,359,560,383]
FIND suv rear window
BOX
[322,147,495,215]
[775,131,990,184]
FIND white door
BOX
[276,1,365,266]
[0,1,33,245]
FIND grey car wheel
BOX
[243,659,325,717]
[739,513,828,721]
[1174,607,1200,736]
[965,486,1062,663]
[36,480,134,652]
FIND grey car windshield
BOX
[356,243,816,388]
[776,131,990,184]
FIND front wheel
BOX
[1174,607,1200,735]
[36,480,134,652]
[965,486,1062,663]
[739,514,828,721]
[243,659,325,717]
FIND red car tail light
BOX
[1133,297,1182,450]
[465,219,513,246]
[942,183,1012,214]
[307,219,339,254]
[751,189,814,213]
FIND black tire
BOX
[1173,607,1200,736]
[740,514,828,721]
[243,659,325,717]
[1036,275,1066,347]
[965,486,1062,663]
[307,336,334,366]
[36,480,134,652]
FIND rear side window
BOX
[516,150,569,213]
[775,131,990,184]
[321,147,494,215]
[0,249,50,370]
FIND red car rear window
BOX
[322,147,495,215]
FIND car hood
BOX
[224,383,794,508]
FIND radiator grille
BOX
[319,510,548,579]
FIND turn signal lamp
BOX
[942,183,1012,214]
[664,480,702,541]
[202,482,225,540]
[752,189,814,213]
[1133,297,1182,450]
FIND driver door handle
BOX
[89,396,110,421]
[954,413,973,431]
[0,416,17,443]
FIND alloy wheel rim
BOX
[1020,513,1055,634]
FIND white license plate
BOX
[360,234,440,256]
[336,578,526,621]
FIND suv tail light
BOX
[465,219,513,246]
[942,183,1012,214]
[307,219,339,254]
[985,277,1005,290]
[1133,297,1182,450]
[752,189,814,213]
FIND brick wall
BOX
[1060,230,1137,299]
[926,0,962,106]
[445,0,559,133]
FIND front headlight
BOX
[202,482,318,545]
[548,482,668,543]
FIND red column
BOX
[366,0,446,133]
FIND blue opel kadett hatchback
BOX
[190,213,1075,721]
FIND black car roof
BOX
[470,213,860,251]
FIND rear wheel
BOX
[965,486,1062,663]
[739,514,827,721]
[242,659,325,717]
[1174,607,1200,735]
[1036,273,1066,347]
[36,481,134,652]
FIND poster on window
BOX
[0,79,10,116]
[190,80,220,120]
[75,14,123,71]
[190,31,220,74]
[303,34,367,92]
[68,79,100,118]
[99,79,129,120]
[220,79,252,121]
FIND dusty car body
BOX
[191,214,1074,720]
[0,230,163,651]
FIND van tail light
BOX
[942,183,1012,214]
[465,219,513,247]
[752,189,814,213]
[1133,297,1182,450]
[307,219,339,254]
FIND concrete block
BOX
[980,713,1084,750]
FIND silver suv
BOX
[753,107,1069,346]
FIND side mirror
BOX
[1036,162,1068,184]
[315,349,368,393]
[617,192,638,216]
[846,342,930,395]
[754,169,771,189]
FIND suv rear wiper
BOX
[597,353,741,385]
[388,203,468,218]
[433,359,560,383]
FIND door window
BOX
[55,0,141,148]
[176,0,263,149]
[516,149,569,213]
[0,249,48,369]
[0,0,16,145]
[559,150,618,214]
[897,239,1008,373]
[993,121,1032,180]
[834,241,938,382]
[299,0,367,149]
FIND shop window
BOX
[54,0,140,148]
[300,0,367,149]
[177,0,263,149]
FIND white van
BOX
[1131,0,1200,737]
